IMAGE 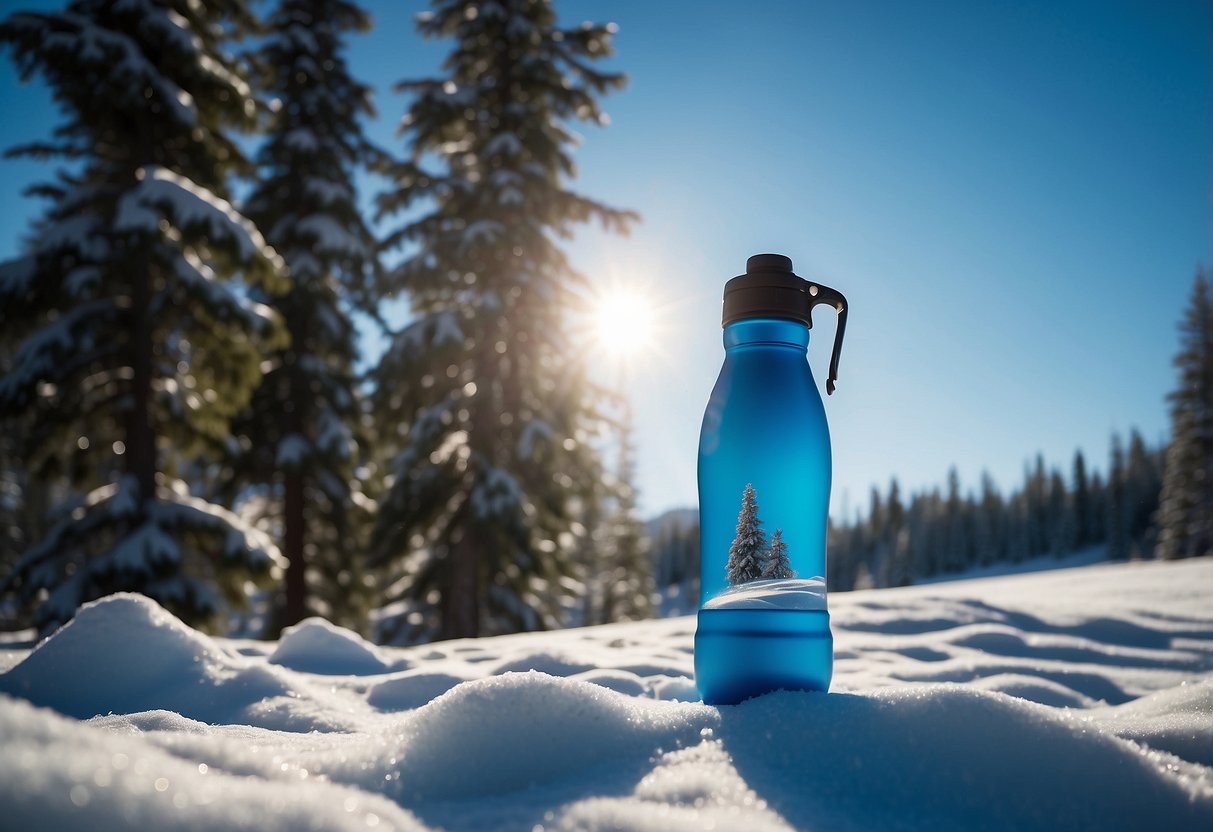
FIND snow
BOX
[303,175,354,206]
[294,214,370,258]
[396,311,464,353]
[270,619,400,677]
[32,9,201,127]
[0,299,115,407]
[460,219,503,249]
[275,433,310,467]
[702,577,826,611]
[1,558,1212,830]
[517,418,553,458]
[116,166,274,266]
[484,131,523,157]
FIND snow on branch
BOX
[316,408,355,460]
[158,491,286,572]
[116,166,282,270]
[518,419,554,459]
[460,220,504,251]
[165,248,276,333]
[284,128,321,152]
[0,299,115,410]
[294,214,371,259]
[470,465,526,521]
[395,310,464,354]
[35,10,201,127]
[276,433,310,468]
[484,132,523,157]
[303,176,354,206]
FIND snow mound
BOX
[490,648,596,676]
[270,618,398,676]
[368,672,712,804]
[1089,677,1213,766]
[0,696,426,832]
[701,685,1213,831]
[367,670,469,711]
[702,576,827,610]
[0,593,293,725]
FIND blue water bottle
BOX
[694,253,849,705]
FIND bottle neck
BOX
[723,318,810,352]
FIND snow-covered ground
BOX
[2,557,1212,831]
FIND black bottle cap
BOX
[721,253,850,395]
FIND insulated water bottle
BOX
[694,253,848,705]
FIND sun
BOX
[592,287,655,360]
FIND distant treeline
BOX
[826,431,1162,591]
[649,429,1165,598]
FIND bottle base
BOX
[694,608,832,705]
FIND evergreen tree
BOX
[225,0,381,632]
[1072,449,1090,549]
[1047,468,1076,556]
[761,528,794,580]
[650,515,699,614]
[0,0,284,630]
[882,478,912,586]
[726,483,766,585]
[372,0,635,640]
[596,402,654,621]
[943,466,966,571]
[1157,269,1213,559]
[1005,493,1031,563]
[1123,429,1161,556]
[1024,455,1049,556]
[974,471,1003,566]
[1106,433,1129,560]
[1087,470,1107,546]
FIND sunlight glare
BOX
[593,288,654,360]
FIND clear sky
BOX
[2,0,1210,520]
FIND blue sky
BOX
[2,0,1210,519]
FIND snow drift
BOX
[1,558,1212,831]
[702,576,827,610]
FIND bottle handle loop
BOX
[806,282,848,395]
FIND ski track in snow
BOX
[1,558,1212,831]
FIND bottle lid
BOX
[723,254,814,326]
[721,253,849,394]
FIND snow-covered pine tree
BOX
[1025,454,1049,557]
[1072,449,1090,550]
[1087,469,1107,547]
[1124,429,1161,555]
[973,471,1003,566]
[0,0,285,630]
[1106,434,1129,561]
[726,483,766,585]
[1156,269,1213,560]
[1048,468,1076,556]
[881,477,912,586]
[596,402,655,622]
[223,0,382,633]
[761,528,794,580]
[943,466,966,571]
[371,0,636,640]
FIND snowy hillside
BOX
[2,558,1212,831]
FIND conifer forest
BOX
[0,0,1210,645]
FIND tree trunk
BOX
[282,468,306,626]
[127,256,157,518]
[282,330,308,628]
[442,534,479,638]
